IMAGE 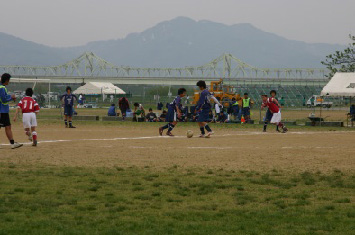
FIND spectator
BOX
[216,111,229,123]
[78,94,84,106]
[158,110,167,122]
[118,96,130,120]
[350,104,355,121]
[145,108,157,122]
[242,93,253,123]
[214,97,222,120]
[231,97,239,120]
[133,102,145,121]
[108,104,117,116]
[110,95,114,103]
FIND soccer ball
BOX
[187,130,194,138]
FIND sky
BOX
[1,0,354,47]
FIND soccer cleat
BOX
[32,140,37,147]
[282,127,288,133]
[199,134,205,138]
[69,126,76,128]
[166,132,174,137]
[205,132,213,138]
[11,142,23,149]
[263,129,266,132]
[159,127,163,136]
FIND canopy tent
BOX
[73,82,125,95]
[321,72,355,97]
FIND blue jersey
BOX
[196,89,212,111]
[168,96,182,111]
[61,93,77,106]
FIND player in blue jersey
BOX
[195,80,222,138]
[159,88,186,136]
[61,86,77,128]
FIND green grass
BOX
[0,164,354,234]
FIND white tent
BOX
[73,82,125,95]
[321,72,355,97]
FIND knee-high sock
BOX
[161,123,169,130]
[200,127,205,135]
[168,124,175,132]
[32,131,37,141]
[205,124,212,132]
[263,121,268,131]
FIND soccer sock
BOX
[168,124,175,132]
[69,121,73,127]
[25,130,31,136]
[161,124,169,130]
[64,120,68,126]
[32,132,37,141]
[10,140,14,145]
[200,127,205,135]
[205,124,212,132]
[263,121,268,131]
[278,123,284,128]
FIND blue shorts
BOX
[265,109,273,122]
[197,109,210,122]
[64,105,74,116]
[242,107,250,116]
[166,108,177,122]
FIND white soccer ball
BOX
[187,130,194,138]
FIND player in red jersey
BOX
[13,88,40,146]
[261,95,288,133]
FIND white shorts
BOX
[22,113,37,129]
[270,111,281,123]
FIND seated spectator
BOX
[216,111,229,123]
[158,110,167,122]
[108,104,117,116]
[146,108,157,122]
[350,104,355,121]
[133,102,145,121]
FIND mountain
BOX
[0,17,345,68]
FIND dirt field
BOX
[1,120,354,173]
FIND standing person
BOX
[118,96,130,120]
[261,94,288,133]
[61,86,77,128]
[231,97,239,120]
[159,88,186,136]
[0,73,23,149]
[110,95,114,103]
[242,93,253,123]
[214,97,222,122]
[263,90,280,132]
[13,88,40,146]
[195,81,222,138]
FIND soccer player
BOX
[13,88,40,146]
[261,94,288,133]
[159,88,186,136]
[0,73,23,149]
[118,96,129,120]
[61,86,77,128]
[263,90,281,132]
[195,81,222,138]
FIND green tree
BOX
[321,34,355,78]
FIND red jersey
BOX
[18,97,40,113]
[264,97,279,113]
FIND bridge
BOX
[0,52,329,85]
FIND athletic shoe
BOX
[28,133,32,141]
[32,140,37,147]
[159,127,163,136]
[282,127,288,133]
[69,126,76,128]
[263,129,266,132]
[205,132,213,138]
[199,134,205,138]
[11,142,23,149]
[166,132,174,137]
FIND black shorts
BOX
[0,113,11,127]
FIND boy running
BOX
[61,86,77,128]
[261,95,288,133]
[195,81,222,138]
[13,88,40,146]
[263,90,280,132]
[159,88,186,136]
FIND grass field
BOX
[1,109,354,234]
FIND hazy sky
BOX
[1,0,354,47]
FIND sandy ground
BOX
[1,121,354,173]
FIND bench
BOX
[305,121,343,127]
[102,116,133,121]
[72,115,99,121]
